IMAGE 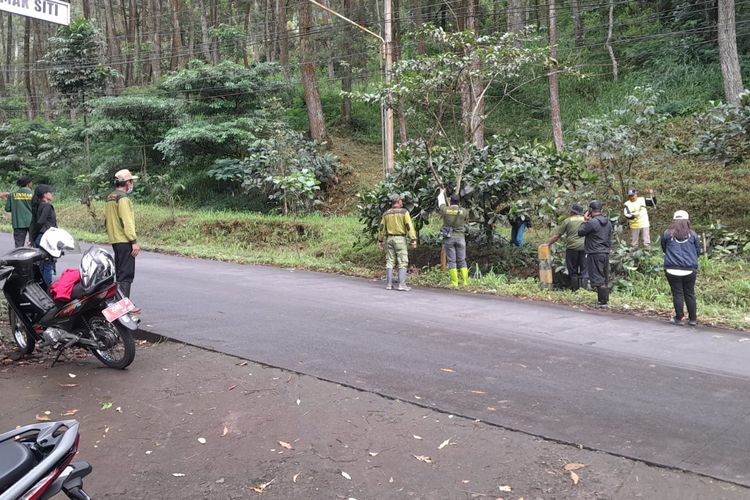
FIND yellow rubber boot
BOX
[460,267,469,286]
[449,268,459,288]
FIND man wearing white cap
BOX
[105,169,140,298]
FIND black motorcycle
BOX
[1,228,138,369]
[0,420,92,500]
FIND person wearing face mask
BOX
[105,169,141,298]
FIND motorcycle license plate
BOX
[102,298,136,322]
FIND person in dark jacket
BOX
[30,184,57,286]
[661,210,702,326]
[577,200,613,308]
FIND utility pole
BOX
[308,0,394,175]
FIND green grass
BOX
[7,198,749,331]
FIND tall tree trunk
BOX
[340,0,353,125]
[461,0,484,147]
[278,0,289,76]
[270,0,279,62]
[170,0,184,70]
[264,0,272,61]
[130,0,142,85]
[299,0,329,143]
[508,0,525,34]
[142,0,151,83]
[548,0,563,151]
[535,0,546,30]
[210,0,220,63]
[244,2,252,67]
[82,0,92,18]
[718,0,744,104]
[0,15,5,94]
[24,18,39,119]
[32,19,49,118]
[414,0,426,54]
[320,0,336,79]
[5,14,13,88]
[605,0,618,81]
[104,0,124,90]
[571,0,584,47]
[199,0,212,61]
[151,0,162,82]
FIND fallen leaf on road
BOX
[251,478,274,493]
[278,441,293,450]
[172,473,185,477]
[292,472,300,483]
[413,435,423,440]
[198,438,207,444]
[570,471,580,485]
[498,485,512,492]
[389,477,394,483]
[440,368,455,373]
[564,463,586,471]
[437,438,451,450]
[62,409,78,416]
[341,471,351,480]
[68,373,76,378]
[414,395,422,400]
[116,407,122,413]
[222,426,229,437]
[59,383,78,388]
[228,384,238,391]
[35,414,51,422]
[470,390,486,395]
[487,407,497,412]
[296,398,300,406]
[145,451,152,455]
[462,480,469,484]
[413,455,432,463]
[368,451,379,457]
[100,402,113,410]
[237,361,249,366]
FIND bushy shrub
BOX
[695,91,750,165]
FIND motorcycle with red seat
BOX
[1,228,138,369]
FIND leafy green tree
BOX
[208,128,338,214]
[45,19,116,120]
[571,86,667,200]
[88,95,184,173]
[695,90,750,165]
[358,140,588,241]
[159,60,288,115]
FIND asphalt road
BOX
[13,234,750,487]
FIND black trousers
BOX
[586,253,610,304]
[13,228,28,248]
[112,243,136,297]
[665,271,697,321]
[565,249,585,291]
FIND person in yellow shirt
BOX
[105,169,140,298]
[623,188,656,247]
[377,195,417,291]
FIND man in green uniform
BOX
[546,203,586,291]
[105,169,140,298]
[5,175,33,248]
[437,187,469,287]
[377,195,417,291]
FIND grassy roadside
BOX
[4,200,749,331]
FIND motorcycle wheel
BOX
[9,305,35,355]
[87,313,135,369]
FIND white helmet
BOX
[39,228,77,258]
[79,247,116,293]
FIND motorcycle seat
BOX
[0,247,44,266]
[54,282,86,305]
[0,440,36,492]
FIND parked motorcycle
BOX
[0,420,92,500]
[1,228,138,369]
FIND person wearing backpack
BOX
[661,210,702,326]
[5,175,34,248]
[437,187,469,287]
